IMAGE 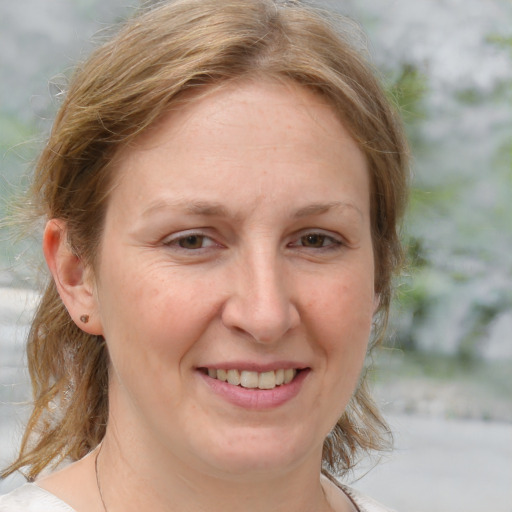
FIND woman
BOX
[0,0,408,510]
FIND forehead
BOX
[112,78,365,163]
[107,78,369,218]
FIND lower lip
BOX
[198,369,310,410]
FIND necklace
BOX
[95,443,108,512]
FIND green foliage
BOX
[454,88,485,105]
[372,348,512,421]
[384,24,512,362]
[486,33,512,53]
[0,114,37,154]
[385,64,429,153]
[387,64,429,125]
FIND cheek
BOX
[304,273,374,364]
[307,273,375,328]
[96,262,207,380]
[301,275,374,433]
[100,253,191,330]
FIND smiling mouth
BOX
[201,368,302,390]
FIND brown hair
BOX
[3,0,408,481]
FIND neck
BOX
[97,428,334,512]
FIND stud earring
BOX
[80,314,90,324]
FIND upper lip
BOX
[197,361,309,372]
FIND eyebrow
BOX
[142,199,363,220]
[293,201,363,220]
[142,200,230,218]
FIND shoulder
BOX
[340,484,397,512]
[0,483,76,512]
[321,474,397,512]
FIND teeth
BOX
[207,368,298,390]
[284,368,295,384]
[227,369,240,386]
[240,371,259,388]
[258,371,276,390]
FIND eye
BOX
[300,233,329,248]
[178,234,207,249]
[290,231,342,250]
[164,232,218,250]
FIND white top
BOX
[0,484,76,511]
[0,482,395,512]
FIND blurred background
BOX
[1,0,511,510]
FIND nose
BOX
[221,248,300,344]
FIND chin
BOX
[192,425,322,479]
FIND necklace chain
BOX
[95,443,108,512]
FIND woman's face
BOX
[92,79,376,477]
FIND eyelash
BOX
[163,230,343,252]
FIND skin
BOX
[41,78,376,512]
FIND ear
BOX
[43,219,103,335]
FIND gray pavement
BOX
[351,414,512,512]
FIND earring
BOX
[80,314,90,324]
